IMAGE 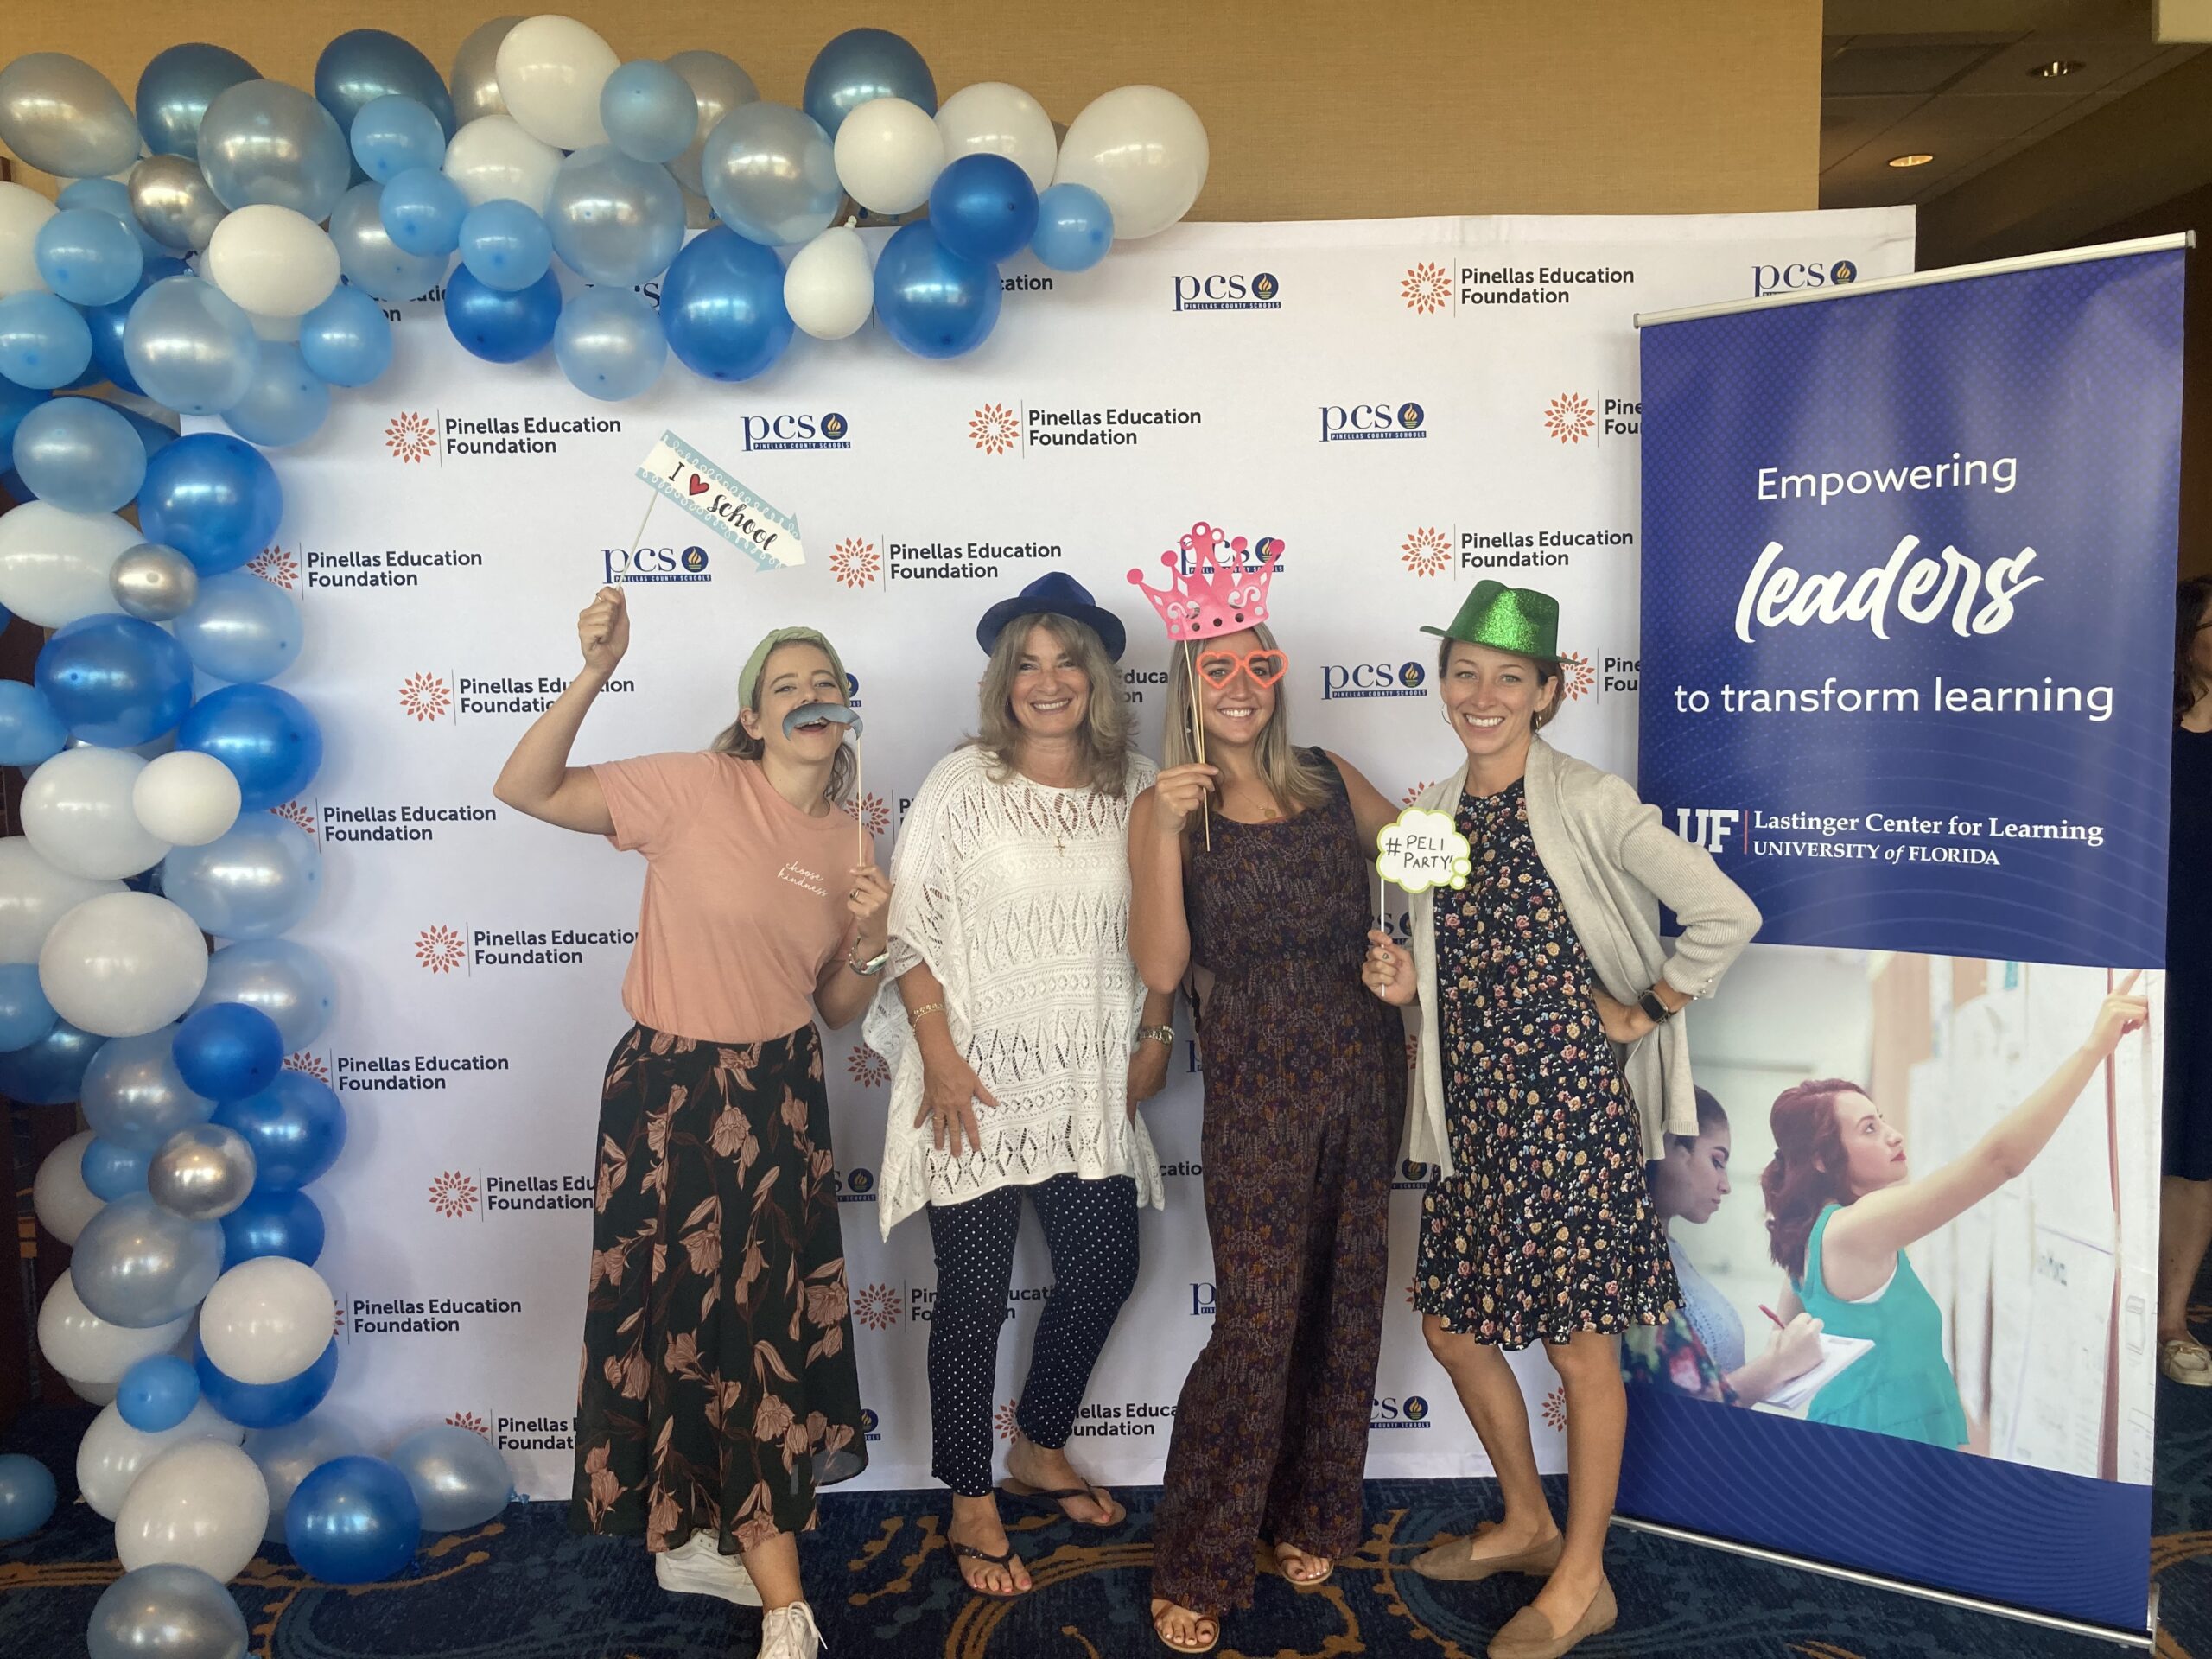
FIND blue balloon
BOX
[0,1454,56,1542]
[213,1071,345,1191]
[297,286,393,387]
[286,1453,419,1583]
[555,286,666,403]
[86,257,191,397]
[221,1185,325,1268]
[222,343,330,449]
[35,615,194,747]
[173,1002,284,1102]
[316,29,456,143]
[161,817,323,940]
[659,230,792,382]
[57,178,168,264]
[140,432,283,575]
[0,381,47,452]
[803,27,936,137]
[0,1019,99,1103]
[457,200,552,294]
[137,43,259,161]
[380,167,467,258]
[601,60,698,165]
[930,155,1039,266]
[13,397,144,513]
[546,146,684,286]
[874,221,1001,359]
[180,682,322,808]
[82,1135,151,1200]
[35,209,143,308]
[175,572,302,683]
[329,181,449,305]
[1030,183,1114,273]
[199,1334,338,1430]
[118,1353,200,1432]
[442,265,561,365]
[0,960,58,1049]
[350,95,446,183]
[0,292,93,391]
[124,276,261,417]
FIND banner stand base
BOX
[1610,1516,2154,1650]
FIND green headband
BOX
[1419,580,1561,662]
[739,626,849,707]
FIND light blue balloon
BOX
[86,257,190,397]
[546,147,684,286]
[329,181,448,304]
[351,94,446,183]
[82,1136,152,1200]
[389,1424,514,1532]
[82,1027,217,1151]
[0,1453,55,1541]
[137,43,258,161]
[221,342,330,449]
[57,179,168,264]
[123,276,260,417]
[199,79,351,220]
[601,60,697,165]
[0,961,57,1050]
[701,103,841,248]
[802,27,935,137]
[175,572,302,683]
[297,286,392,386]
[0,292,93,391]
[117,1353,200,1433]
[73,1193,224,1327]
[380,167,467,257]
[35,209,144,308]
[161,816,323,939]
[316,29,456,143]
[0,1018,99,1103]
[13,396,144,513]
[555,286,666,403]
[88,1564,249,1659]
[0,684,66,771]
[196,938,335,1051]
[1031,183,1114,273]
[457,200,552,293]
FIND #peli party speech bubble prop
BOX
[1376,806,1472,895]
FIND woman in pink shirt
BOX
[493,588,888,1659]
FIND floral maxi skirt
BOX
[569,1021,867,1554]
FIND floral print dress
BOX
[1412,779,1679,1349]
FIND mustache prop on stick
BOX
[783,703,865,861]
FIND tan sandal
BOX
[1150,1596,1219,1654]
[2161,1336,2212,1387]
[1272,1541,1335,1586]
[1411,1521,1565,1582]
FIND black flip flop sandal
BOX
[952,1539,1028,1601]
[995,1478,1123,1528]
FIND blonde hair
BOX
[971,613,1136,796]
[1163,622,1330,828]
[709,641,856,804]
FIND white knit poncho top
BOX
[865,744,1166,1236]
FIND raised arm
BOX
[1128,769,1212,995]
[491,587,628,834]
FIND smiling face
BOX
[1655,1126,1732,1224]
[1440,640,1559,764]
[1008,620,1092,741]
[742,643,848,766]
[1830,1090,1909,1195]
[1191,627,1282,750]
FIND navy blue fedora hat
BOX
[975,571,1128,662]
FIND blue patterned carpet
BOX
[3,1377,2204,1658]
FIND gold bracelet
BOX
[1135,1024,1175,1047]
[906,1001,946,1025]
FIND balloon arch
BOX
[0,16,1209,1653]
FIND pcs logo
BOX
[1321,658,1427,701]
[1371,1394,1433,1429]
[835,1166,877,1203]
[604,544,710,584]
[1172,271,1281,313]
[861,1407,882,1441]
[740,411,851,452]
[1393,1160,1433,1191]
[1751,258,1859,298]
[1319,401,1427,443]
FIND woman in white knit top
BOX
[868,573,1173,1601]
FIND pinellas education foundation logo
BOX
[853,1283,900,1332]
[1544,393,1597,446]
[399,672,453,723]
[830,537,880,589]
[429,1170,480,1218]
[386,410,437,463]
[969,403,1021,455]
[416,925,466,974]
[846,1046,889,1088]
[1401,527,1451,576]
[1402,261,1452,315]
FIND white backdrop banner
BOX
[233,210,1913,1499]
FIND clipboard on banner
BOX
[1760,1333,1874,1412]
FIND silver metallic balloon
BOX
[450,16,522,126]
[666,50,759,198]
[71,1194,224,1329]
[328,181,448,304]
[83,1026,217,1152]
[129,156,226,253]
[701,103,841,248]
[389,1424,515,1531]
[149,1124,257,1223]
[0,54,144,180]
[88,1562,250,1659]
[545,146,684,286]
[111,543,201,622]
[137,44,260,162]
[199,80,350,221]
[244,1414,360,1541]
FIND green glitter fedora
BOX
[1420,580,1561,663]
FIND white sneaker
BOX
[760,1599,826,1659]
[653,1532,762,1606]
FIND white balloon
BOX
[39,891,210,1038]
[134,751,243,847]
[79,1400,242,1520]
[34,1128,104,1244]
[245,309,302,342]
[0,501,137,627]
[38,1269,189,1384]
[1052,85,1209,240]
[23,748,168,880]
[68,1373,120,1405]
[832,98,944,216]
[116,1438,269,1580]
[199,1257,334,1385]
[442,114,563,213]
[205,206,342,319]
[495,16,619,150]
[783,226,874,340]
[935,83,1057,193]
[0,180,57,296]
[0,836,127,963]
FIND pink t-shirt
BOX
[593,752,867,1044]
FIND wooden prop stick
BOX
[1185,640,1209,850]
[855,734,865,866]
[626,487,657,556]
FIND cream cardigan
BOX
[1404,737,1759,1173]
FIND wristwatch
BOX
[1135,1025,1175,1048]
[1637,988,1674,1025]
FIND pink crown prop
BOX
[1127,522,1286,642]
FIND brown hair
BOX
[709,641,856,804]
[1436,639,1564,731]
[1162,622,1330,830]
[1663,1085,1730,1157]
[971,613,1136,796]
[2179,576,2212,724]
[1761,1078,1866,1281]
